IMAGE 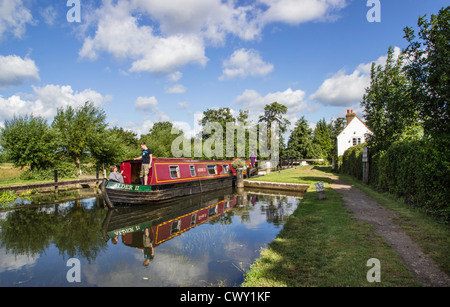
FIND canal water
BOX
[0,188,300,286]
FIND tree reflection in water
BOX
[0,198,107,263]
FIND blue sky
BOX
[0,0,446,137]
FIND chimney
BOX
[346,109,356,125]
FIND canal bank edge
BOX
[243,180,309,193]
[241,166,450,287]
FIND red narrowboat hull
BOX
[101,158,252,208]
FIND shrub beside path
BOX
[321,170,450,287]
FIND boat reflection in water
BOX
[0,185,300,286]
[101,187,238,263]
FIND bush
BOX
[341,143,365,180]
[231,158,246,169]
[377,139,449,220]
[18,162,97,181]
[368,150,383,188]
[341,139,449,221]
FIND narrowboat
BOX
[100,157,252,208]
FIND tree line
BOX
[4,6,445,181]
[361,6,449,151]
[0,100,344,178]
[344,7,449,220]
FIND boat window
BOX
[190,213,197,226]
[189,165,196,177]
[223,165,230,173]
[207,165,217,175]
[208,205,218,217]
[169,165,180,179]
[171,220,181,235]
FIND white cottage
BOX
[337,110,373,157]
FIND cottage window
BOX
[352,138,357,146]
[207,165,217,175]
[189,165,196,177]
[169,165,180,179]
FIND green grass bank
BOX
[242,166,449,286]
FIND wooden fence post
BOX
[236,168,244,188]
[54,170,58,193]
[362,147,369,184]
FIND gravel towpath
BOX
[321,171,449,287]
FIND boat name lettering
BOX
[113,183,136,190]
[198,167,206,173]
[113,225,140,236]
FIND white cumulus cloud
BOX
[0,54,39,88]
[0,84,110,123]
[78,0,348,74]
[260,0,347,24]
[166,84,186,94]
[220,48,274,80]
[135,96,158,113]
[310,46,402,106]
[233,88,308,124]
[79,0,208,74]
[0,0,34,43]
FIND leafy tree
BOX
[200,107,235,135]
[258,102,290,135]
[141,121,185,157]
[109,126,139,149]
[313,118,332,161]
[361,46,419,152]
[200,108,234,159]
[0,115,57,170]
[89,129,128,171]
[0,149,8,163]
[52,101,107,175]
[237,110,251,125]
[200,107,252,159]
[403,6,450,139]
[327,117,346,162]
[258,102,290,156]
[106,126,140,162]
[286,116,314,158]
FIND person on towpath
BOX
[133,142,153,185]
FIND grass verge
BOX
[335,170,450,276]
[242,166,421,287]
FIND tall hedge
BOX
[377,139,449,220]
[341,139,449,221]
[341,143,365,180]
